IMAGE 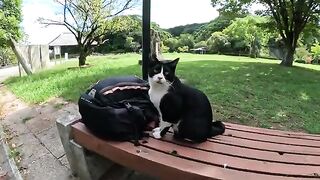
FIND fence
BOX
[17,44,50,75]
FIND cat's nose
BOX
[158,77,163,80]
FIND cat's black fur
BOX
[148,55,224,142]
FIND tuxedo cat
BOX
[148,55,225,142]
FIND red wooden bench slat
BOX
[223,128,320,148]
[71,122,314,180]
[142,137,319,178]
[162,134,320,166]
[225,123,320,141]
[210,135,320,156]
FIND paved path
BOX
[0,61,64,83]
[0,66,19,83]
[0,87,80,180]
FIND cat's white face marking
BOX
[148,66,170,125]
[149,66,167,86]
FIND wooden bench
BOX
[56,115,320,180]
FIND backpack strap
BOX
[124,102,145,146]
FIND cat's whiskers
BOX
[168,80,175,90]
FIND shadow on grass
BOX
[5,60,320,134]
[178,61,320,134]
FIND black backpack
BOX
[78,76,158,145]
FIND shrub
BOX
[206,32,230,54]
[0,47,17,66]
[164,38,179,52]
[294,47,311,63]
[311,43,320,64]
[295,59,306,64]
[161,45,170,53]
[177,46,189,53]
[194,41,207,49]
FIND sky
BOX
[22,0,219,44]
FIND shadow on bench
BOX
[56,115,320,180]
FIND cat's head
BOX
[148,54,179,86]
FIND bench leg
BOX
[56,115,80,175]
[56,115,136,180]
[56,116,112,180]
[70,140,115,180]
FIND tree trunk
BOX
[9,38,33,75]
[79,51,87,66]
[280,46,295,67]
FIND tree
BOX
[206,32,230,54]
[311,42,320,63]
[211,0,320,66]
[164,38,179,52]
[195,16,232,41]
[40,0,136,66]
[0,0,22,47]
[98,15,142,53]
[300,23,320,49]
[0,0,32,74]
[177,34,195,50]
[194,41,208,49]
[167,23,206,37]
[223,16,271,57]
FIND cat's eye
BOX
[153,69,159,73]
[164,72,169,75]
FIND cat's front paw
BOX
[152,127,161,139]
[152,127,161,132]
[152,130,162,139]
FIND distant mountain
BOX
[166,22,209,36]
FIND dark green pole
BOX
[142,0,151,80]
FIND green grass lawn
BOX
[4,53,320,134]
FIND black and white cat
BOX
[148,55,225,142]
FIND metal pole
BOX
[142,0,151,80]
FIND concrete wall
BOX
[40,45,50,68]
[17,44,50,73]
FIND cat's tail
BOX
[211,121,225,137]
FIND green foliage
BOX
[212,0,320,66]
[177,46,189,53]
[195,16,232,41]
[0,47,17,66]
[300,23,320,50]
[223,16,270,56]
[194,41,208,49]
[311,43,320,58]
[211,0,250,19]
[124,36,140,52]
[0,0,22,47]
[98,15,173,54]
[295,47,311,63]
[177,34,195,50]
[206,32,230,54]
[311,43,320,64]
[40,0,136,66]
[161,45,170,53]
[164,38,179,52]
[96,15,142,53]
[163,34,196,52]
[167,23,206,37]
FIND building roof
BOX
[48,32,78,46]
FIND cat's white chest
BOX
[149,86,168,113]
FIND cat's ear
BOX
[170,58,180,67]
[148,53,159,67]
[150,53,159,62]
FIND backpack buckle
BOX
[124,102,134,112]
